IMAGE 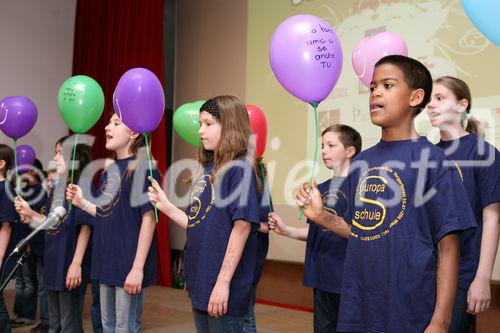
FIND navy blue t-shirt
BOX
[437,134,500,289]
[304,176,349,294]
[93,157,159,288]
[43,178,92,294]
[337,137,476,333]
[184,159,260,317]
[0,180,18,274]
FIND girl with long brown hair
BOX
[65,114,159,333]
[148,95,262,332]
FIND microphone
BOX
[11,206,67,256]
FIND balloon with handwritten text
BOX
[57,75,105,134]
[269,14,343,104]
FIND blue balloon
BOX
[461,0,500,46]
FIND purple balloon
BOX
[16,144,36,174]
[113,68,165,133]
[0,96,38,139]
[269,15,343,104]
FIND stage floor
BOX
[5,285,312,332]
[5,285,500,332]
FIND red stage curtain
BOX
[72,0,171,286]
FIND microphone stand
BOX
[0,250,28,293]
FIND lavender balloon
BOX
[16,144,36,174]
[269,15,343,104]
[0,96,38,139]
[113,68,165,133]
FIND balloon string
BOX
[298,102,319,220]
[144,133,159,223]
[13,138,20,196]
[69,134,79,212]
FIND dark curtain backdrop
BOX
[72,0,171,286]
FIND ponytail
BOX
[465,116,484,138]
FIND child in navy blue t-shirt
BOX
[15,136,93,332]
[427,76,500,332]
[66,114,159,332]
[298,56,477,332]
[268,124,361,333]
[147,96,261,332]
[0,144,16,332]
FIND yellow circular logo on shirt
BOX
[351,166,407,241]
[97,170,122,218]
[187,174,214,228]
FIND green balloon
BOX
[173,100,204,147]
[57,75,105,133]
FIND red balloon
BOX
[246,104,267,158]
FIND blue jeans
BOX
[449,287,475,333]
[313,289,340,333]
[14,253,37,320]
[34,253,49,323]
[91,280,103,333]
[100,284,144,333]
[46,290,85,333]
[192,308,245,333]
[242,284,258,333]
[0,293,11,333]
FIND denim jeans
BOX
[46,290,85,333]
[100,284,145,333]
[242,284,258,333]
[192,308,245,333]
[449,287,475,333]
[0,293,11,333]
[34,253,49,323]
[14,253,37,320]
[313,289,340,333]
[91,280,103,333]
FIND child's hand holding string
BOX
[296,180,324,222]
[66,184,83,208]
[147,177,190,230]
[147,177,170,213]
[14,195,34,223]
